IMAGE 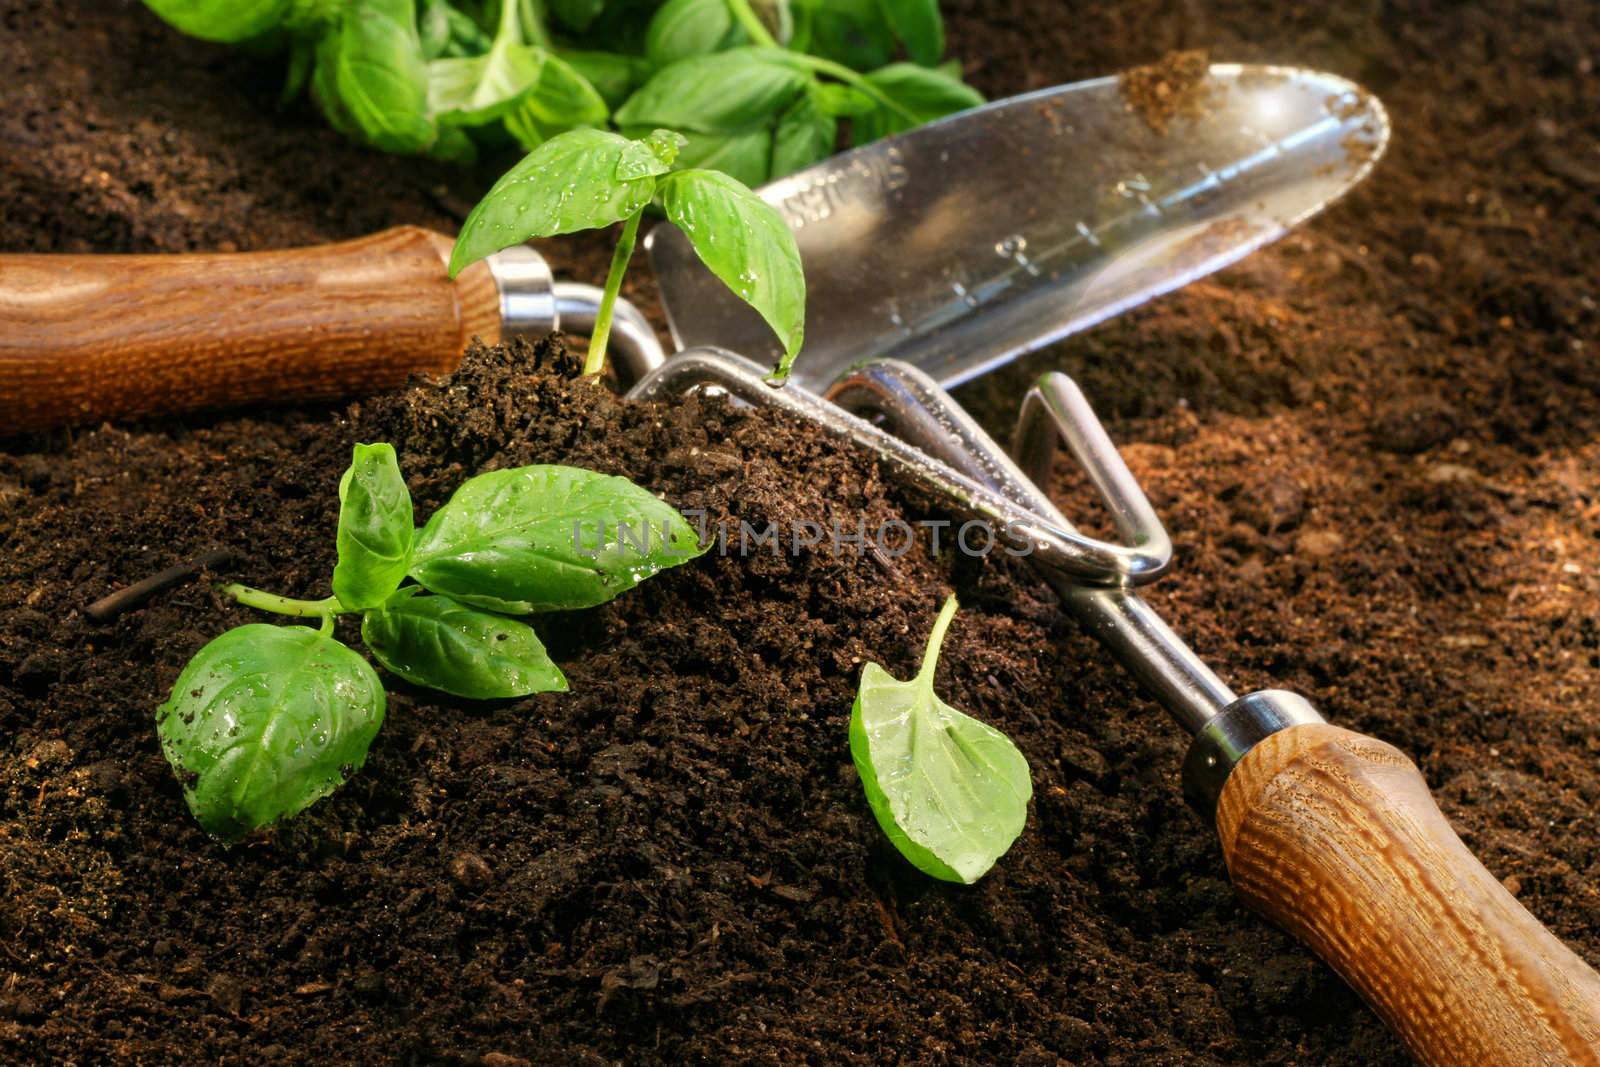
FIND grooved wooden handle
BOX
[1219,723,1600,1066]
[0,226,501,433]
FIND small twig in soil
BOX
[85,548,237,624]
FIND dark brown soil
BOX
[4,1,1599,1064]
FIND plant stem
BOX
[787,54,920,125]
[516,0,550,48]
[917,594,960,690]
[726,0,779,49]
[584,208,644,378]
[220,583,345,619]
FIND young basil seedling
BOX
[447,126,805,380]
[156,443,705,840]
[849,595,1032,883]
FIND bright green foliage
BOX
[657,168,805,373]
[362,587,568,697]
[332,443,413,610]
[157,625,386,840]
[849,596,1032,883]
[409,464,704,613]
[156,444,703,839]
[448,127,802,378]
[142,0,980,180]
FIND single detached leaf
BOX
[362,587,567,698]
[658,169,806,375]
[317,0,436,154]
[645,0,738,70]
[877,0,944,66]
[853,62,983,143]
[332,442,414,611]
[849,596,1031,883]
[156,625,386,840]
[449,128,658,277]
[409,464,705,613]
[614,48,809,134]
[771,91,837,178]
[144,0,292,42]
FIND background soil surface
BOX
[4,1,1600,1064]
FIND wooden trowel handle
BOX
[1217,723,1600,1066]
[0,226,502,433]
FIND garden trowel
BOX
[0,63,1380,430]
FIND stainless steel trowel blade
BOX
[647,64,1389,394]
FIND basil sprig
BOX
[156,444,704,840]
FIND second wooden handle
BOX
[1218,723,1600,1065]
[0,226,502,433]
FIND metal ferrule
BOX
[1181,690,1325,818]
[484,247,666,386]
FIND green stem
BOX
[917,594,960,690]
[726,0,779,49]
[788,54,920,125]
[516,0,550,48]
[220,583,346,619]
[584,207,644,378]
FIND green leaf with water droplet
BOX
[657,127,773,188]
[332,443,414,611]
[849,596,1032,883]
[448,128,658,277]
[878,0,945,66]
[614,47,808,134]
[409,464,705,613]
[362,587,567,698]
[658,168,806,376]
[156,625,386,841]
[144,0,292,42]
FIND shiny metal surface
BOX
[627,349,1161,585]
[486,245,666,387]
[833,362,1234,734]
[1181,691,1325,817]
[649,64,1389,392]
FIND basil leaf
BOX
[853,62,982,143]
[558,49,651,109]
[659,169,806,375]
[331,443,414,611]
[672,128,774,188]
[811,80,877,118]
[144,0,293,42]
[877,0,944,66]
[548,0,605,32]
[315,0,436,154]
[502,52,611,149]
[409,464,704,613]
[849,597,1031,883]
[448,128,658,277]
[156,625,386,841]
[614,48,809,134]
[771,91,837,178]
[802,0,894,70]
[645,0,739,70]
[362,587,567,698]
[428,43,547,125]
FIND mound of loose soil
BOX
[4,1,1600,1064]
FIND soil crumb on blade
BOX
[1120,49,1213,134]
